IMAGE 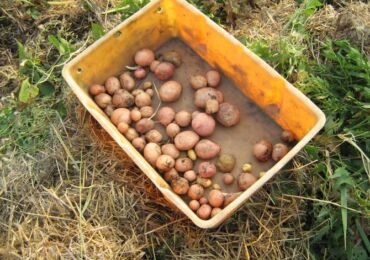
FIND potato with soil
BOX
[197,204,212,220]
[140,106,153,118]
[237,172,257,191]
[253,140,273,162]
[89,84,105,96]
[132,137,146,151]
[205,99,219,114]
[216,154,236,173]
[198,162,217,178]
[157,107,176,126]
[161,144,180,159]
[135,92,151,108]
[196,177,212,188]
[281,130,295,143]
[194,87,224,109]
[112,89,134,108]
[105,77,121,95]
[95,93,112,109]
[111,108,131,125]
[208,189,224,208]
[175,111,192,127]
[159,81,182,102]
[162,51,182,67]
[164,168,179,182]
[187,184,204,200]
[156,155,175,172]
[155,62,175,81]
[272,143,289,161]
[171,177,189,195]
[135,118,154,134]
[144,142,161,166]
[191,113,216,137]
[145,129,162,143]
[175,157,193,172]
[174,131,200,151]
[195,139,221,159]
[119,72,135,92]
[166,123,181,138]
[190,75,207,90]
[216,102,240,127]
[206,70,221,87]
[135,48,155,66]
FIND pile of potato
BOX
[89,48,294,220]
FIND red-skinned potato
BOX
[135,49,155,66]
[199,197,208,205]
[144,142,161,166]
[135,92,151,108]
[223,173,234,185]
[272,143,289,161]
[189,200,200,211]
[195,139,221,159]
[191,113,216,137]
[145,129,162,143]
[119,72,135,92]
[194,88,224,109]
[161,144,180,159]
[112,89,134,108]
[156,155,175,172]
[134,67,147,79]
[198,162,217,178]
[135,118,154,134]
[111,108,131,125]
[157,107,176,126]
[132,137,146,151]
[105,77,121,95]
[175,157,193,172]
[188,184,204,200]
[197,204,212,220]
[253,140,273,162]
[166,123,180,138]
[89,84,105,96]
[155,62,175,81]
[184,170,197,182]
[174,131,200,151]
[171,177,189,195]
[206,70,221,87]
[190,75,207,90]
[164,168,179,182]
[238,172,257,191]
[150,60,160,72]
[175,111,192,127]
[208,189,224,207]
[159,81,182,102]
[95,93,112,109]
[216,102,240,127]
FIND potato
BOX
[242,163,252,172]
[212,183,221,190]
[199,197,208,205]
[89,84,105,96]
[216,154,236,173]
[159,81,182,102]
[117,122,129,134]
[237,172,257,191]
[166,123,180,138]
[132,89,144,96]
[156,155,175,172]
[175,111,192,127]
[189,200,200,211]
[135,118,155,134]
[191,113,216,137]
[272,143,289,161]
[184,170,197,182]
[104,105,114,117]
[206,70,221,87]
[190,75,207,90]
[188,184,204,200]
[161,143,180,159]
[95,93,112,109]
[208,189,224,207]
[281,130,295,143]
[194,88,224,109]
[157,107,175,126]
[198,162,217,178]
[144,142,161,166]
[119,72,136,92]
[112,89,134,108]
[174,131,200,151]
[134,67,147,79]
[187,149,197,161]
[175,157,193,172]
[146,89,154,97]
[125,128,138,141]
[150,60,160,72]
[111,108,131,125]
[211,208,222,217]
[171,177,189,195]
[197,204,212,220]
[164,168,178,182]
[216,102,240,127]
[132,137,146,151]
[205,99,219,114]
[135,48,155,66]
[253,140,272,162]
[140,106,153,118]
[145,129,162,143]
[192,111,200,120]
[105,77,121,95]
[155,62,175,81]
[223,173,234,185]
[195,139,221,159]
[223,193,239,207]
[143,81,152,90]
[135,92,151,108]
[162,51,182,67]
[196,177,212,188]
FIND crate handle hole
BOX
[156,6,163,14]
[77,67,83,73]
[114,31,122,38]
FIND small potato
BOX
[199,197,208,205]
[89,84,105,96]
[187,149,197,161]
[150,60,160,72]
[162,51,182,67]
[132,89,145,96]
[171,177,189,195]
[156,155,175,172]
[206,70,221,87]
[113,89,134,108]
[195,139,221,160]
[272,143,289,162]
[212,184,221,190]
[95,93,112,109]
[119,72,135,92]
[157,107,176,126]
[223,173,234,185]
[145,129,162,143]
[146,89,154,97]
[224,193,239,207]
[117,122,129,134]
[134,67,147,79]
[135,118,155,134]
[132,137,146,151]
[191,113,216,137]
[196,177,212,188]
[144,142,161,166]
[216,154,236,173]
[190,75,207,90]
[166,123,180,138]
[194,88,224,109]
[135,48,155,66]
[175,157,193,172]
[253,140,273,162]
[198,161,217,178]
[242,163,252,172]
[216,102,240,127]
[175,111,192,127]
[164,168,178,182]
[184,170,197,182]
[105,77,121,95]
[135,92,152,108]
[155,62,175,81]
[189,200,200,211]
[281,130,295,143]
[143,81,152,90]
[140,106,153,118]
[188,184,204,200]
[159,81,182,102]
[125,128,138,141]
[111,108,131,125]
[208,189,224,208]
[104,105,114,117]
[211,208,222,217]
[238,172,257,191]
[206,99,219,114]
[197,204,212,220]
[161,144,180,159]
[174,131,200,151]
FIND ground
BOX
[0,0,369,259]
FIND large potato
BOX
[112,89,134,108]
[157,107,176,126]
[111,108,131,125]
[174,131,199,151]
[195,139,220,159]
[119,72,135,91]
[159,81,182,102]
[191,112,216,137]
[216,102,240,127]
[135,49,155,66]
[143,142,161,166]
[135,118,154,134]
[105,76,121,95]
[155,62,175,81]
[194,88,224,109]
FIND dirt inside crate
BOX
[143,38,284,194]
